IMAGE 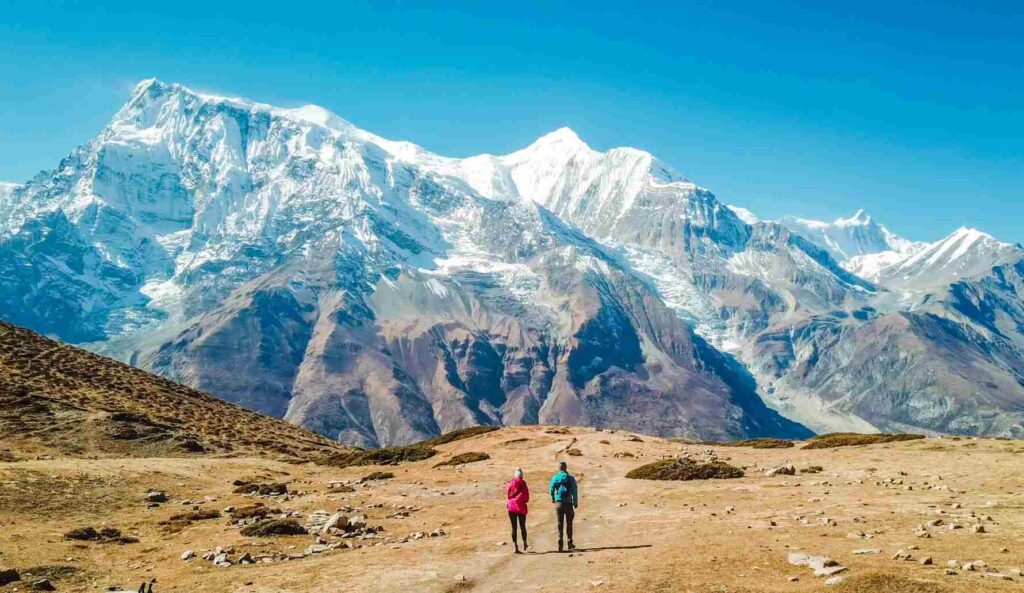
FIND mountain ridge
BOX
[1,79,1022,444]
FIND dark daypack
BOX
[554,475,572,499]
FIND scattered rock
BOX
[145,491,168,503]
[30,579,55,591]
[764,465,796,477]
[0,568,20,586]
[788,553,846,577]
[322,512,348,534]
[181,550,195,561]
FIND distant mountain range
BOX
[2,79,1022,445]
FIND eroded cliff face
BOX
[2,79,1022,443]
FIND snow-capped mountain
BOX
[0,80,808,445]
[845,227,1021,291]
[2,79,1023,442]
[778,210,919,262]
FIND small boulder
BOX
[765,465,797,477]
[322,512,348,534]
[0,569,20,587]
[146,491,168,503]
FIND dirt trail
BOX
[472,434,654,593]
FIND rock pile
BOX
[787,552,846,585]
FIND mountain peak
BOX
[524,127,590,153]
[282,104,355,133]
[835,209,872,226]
[950,226,988,239]
[131,77,162,95]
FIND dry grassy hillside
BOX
[0,320,347,461]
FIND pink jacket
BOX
[506,477,530,515]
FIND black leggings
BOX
[556,501,574,544]
[508,511,527,545]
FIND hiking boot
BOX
[567,541,576,550]
[558,540,563,552]
[513,542,520,554]
[522,540,529,551]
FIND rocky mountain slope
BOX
[1,79,1022,443]
[0,320,347,461]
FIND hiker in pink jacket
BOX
[506,467,530,553]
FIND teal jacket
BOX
[549,471,578,507]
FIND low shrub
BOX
[229,504,280,520]
[360,471,395,481]
[723,438,794,449]
[232,480,288,495]
[240,519,307,537]
[63,526,136,544]
[802,433,925,450]
[159,509,221,533]
[322,444,437,468]
[420,426,499,446]
[626,458,744,481]
[434,452,490,467]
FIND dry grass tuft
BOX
[159,509,221,533]
[322,444,438,468]
[434,452,490,467]
[831,573,952,592]
[803,433,925,449]
[228,503,280,520]
[232,480,288,495]
[626,458,744,481]
[239,519,307,537]
[722,438,794,449]
[63,526,137,544]
[420,426,499,446]
[360,471,395,481]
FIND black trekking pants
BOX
[508,511,527,545]
[556,500,574,544]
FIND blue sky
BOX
[2,1,1021,242]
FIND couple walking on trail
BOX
[505,461,579,553]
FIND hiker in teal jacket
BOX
[549,461,578,551]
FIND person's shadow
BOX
[529,544,652,555]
